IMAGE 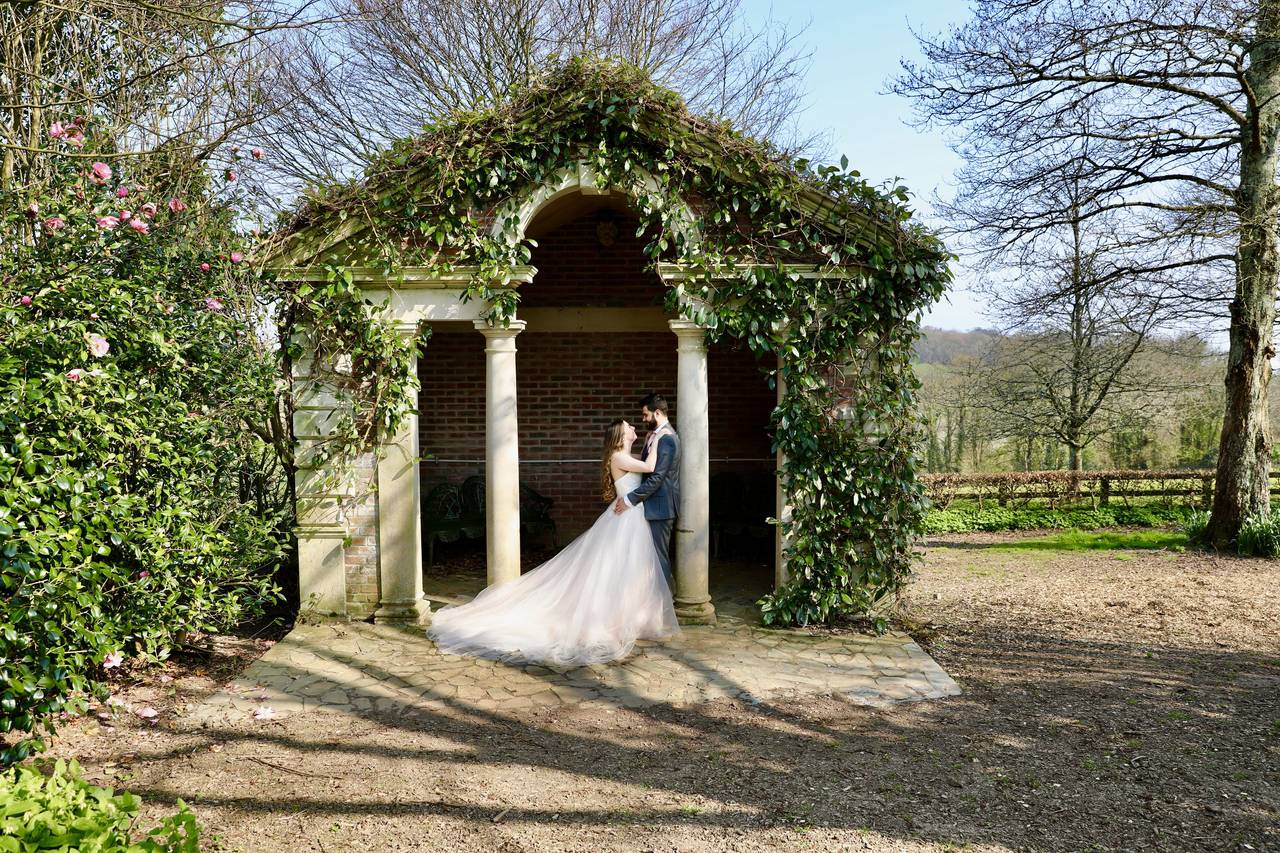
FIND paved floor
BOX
[185,560,960,726]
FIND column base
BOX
[373,597,433,626]
[674,599,717,626]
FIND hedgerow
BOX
[923,504,1198,534]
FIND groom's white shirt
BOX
[625,422,674,508]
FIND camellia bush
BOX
[0,126,287,763]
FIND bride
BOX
[426,419,680,666]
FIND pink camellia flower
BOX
[140,202,157,218]
[119,209,131,222]
[168,197,187,213]
[50,121,66,139]
[64,126,85,148]
[25,201,38,217]
[128,218,150,235]
[103,651,124,669]
[230,251,244,263]
[116,186,129,198]
[43,216,65,232]
[66,368,85,381]
[85,333,110,357]
[200,262,211,272]
[89,162,112,185]
[205,297,224,312]
[226,169,237,182]
[89,312,99,320]
[20,295,32,306]
[96,215,119,230]
[251,147,264,160]
[138,570,150,578]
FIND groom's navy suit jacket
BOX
[627,431,680,520]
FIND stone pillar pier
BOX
[373,323,432,625]
[292,326,349,617]
[475,319,526,587]
[669,319,716,624]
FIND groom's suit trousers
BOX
[649,519,674,588]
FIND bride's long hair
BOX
[601,419,627,503]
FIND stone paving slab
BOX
[183,608,960,727]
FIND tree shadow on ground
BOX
[126,615,1279,852]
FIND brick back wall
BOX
[522,212,663,309]
[418,331,775,538]
[413,206,775,550]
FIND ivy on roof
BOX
[270,56,914,272]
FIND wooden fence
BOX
[921,468,1280,510]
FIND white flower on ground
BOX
[253,705,276,721]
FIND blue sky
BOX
[741,0,984,330]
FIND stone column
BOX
[373,323,432,625]
[669,319,716,624]
[774,355,793,589]
[475,319,526,587]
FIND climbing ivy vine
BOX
[274,57,952,628]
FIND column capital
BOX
[668,318,707,351]
[474,318,527,337]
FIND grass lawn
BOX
[983,528,1188,552]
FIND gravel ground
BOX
[37,532,1280,852]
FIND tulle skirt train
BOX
[426,501,680,666]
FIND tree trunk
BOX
[1207,6,1280,548]
[1067,442,1083,473]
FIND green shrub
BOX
[0,759,199,851]
[923,504,1197,534]
[1,136,286,763]
[1237,511,1280,557]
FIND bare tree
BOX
[252,0,819,193]
[0,1,325,194]
[978,199,1181,472]
[893,0,1280,546]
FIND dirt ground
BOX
[38,533,1280,852]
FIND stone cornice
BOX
[270,265,537,287]
[656,262,865,281]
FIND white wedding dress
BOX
[426,472,680,666]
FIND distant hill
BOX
[913,327,999,365]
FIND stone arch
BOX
[488,161,701,250]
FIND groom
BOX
[614,392,680,588]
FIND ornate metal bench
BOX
[422,476,557,566]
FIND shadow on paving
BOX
[127,619,1279,852]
